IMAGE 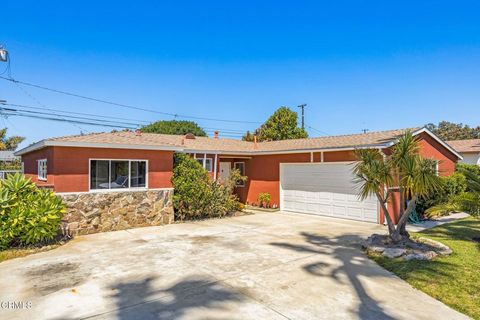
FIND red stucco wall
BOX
[417,132,457,176]
[22,147,55,187]
[243,153,310,206]
[22,146,174,193]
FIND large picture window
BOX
[90,159,147,190]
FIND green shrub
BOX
[0,174,65,249]
[258,192,271,208]
[424,164,480,218]
[171,154,246,220]
[416,172,467,214]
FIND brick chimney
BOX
[214,131,219,139]
[253,133,258,149]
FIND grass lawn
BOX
[369,217,480,320]
[0,244,61,263]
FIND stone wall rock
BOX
[58,189,174,236]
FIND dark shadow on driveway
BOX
[271,232,396,320]
[106,275,244,320]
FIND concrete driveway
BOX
[0,212,468,320]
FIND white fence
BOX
[0,170,20,179]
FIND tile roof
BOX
[43,127,419,154]
[446,139,480,153]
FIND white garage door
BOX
[280,163,378,223]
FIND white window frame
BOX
[195,156,213,172]
[88,158,149,192]
[234,162,245,187]
[37,159,47,181]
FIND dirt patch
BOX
[26,262,89,295]
[189,235,219,244]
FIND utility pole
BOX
[297,104,306,129]
[0,46,8,107]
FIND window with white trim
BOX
[37,159,47,181]
[234,162,245,187]
[90,159,147,190]
[196,158,213,172]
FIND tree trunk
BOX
[396,195,417,239]
[375,191,396,237]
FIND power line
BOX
[4,103,251,135]
[306,124,330,136]
[9,78,90,133]
[0,108,137,130]
[0,75,262,124]
[5,103,151,124]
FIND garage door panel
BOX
[281,163,378,223]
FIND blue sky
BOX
[1,1,480,148]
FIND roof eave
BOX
[15,140,184,156]
[384,127,464,160]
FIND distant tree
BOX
[242,107,308,142]
[426,121,480,140]
[0,128,25,151]
[242,130,255,142]
[141,120,207,136]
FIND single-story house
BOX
[446,139,480,166]
[14,127,462,234]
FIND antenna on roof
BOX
[362,129,369,134]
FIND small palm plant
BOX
[353,131,443,243]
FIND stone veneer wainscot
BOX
[58,189,174,236]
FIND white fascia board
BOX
[183,144,389,156]
[385,127,463,160]
[15,140,184,156]
[14,140,47,156]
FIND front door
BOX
[219,162,231,182]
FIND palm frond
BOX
[353,149,393,201]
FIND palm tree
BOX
[0,128,24,151]
[353,131,442,243]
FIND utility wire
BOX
[0,75,262,124]
[0,109,137,130]
[6,78,90,133]
[4,103,250,135]
[5,103,151,124]
[306,124,330,136]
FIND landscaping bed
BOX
[368,217,480,320]
[0,244,62,263]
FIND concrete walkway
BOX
[0,212,469,320]
[407,212,470,232]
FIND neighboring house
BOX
[15,127,461,234]
[0,150,21,179]
[446,139,480,166]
